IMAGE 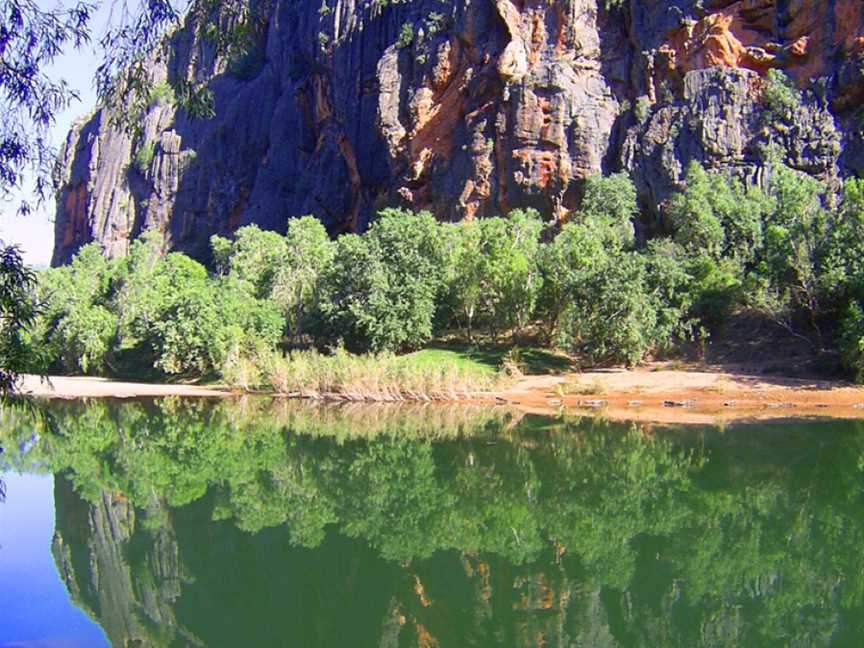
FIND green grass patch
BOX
[417,343,576,376]
[405,348,500,376]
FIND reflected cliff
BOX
[3,399,864,647]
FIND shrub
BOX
[134,142,155,174]
[176,81,215,119]
[634,96,652,122]
[148,81,176,107]
[396,23,414,49]
[761,69,800,122]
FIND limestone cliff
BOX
[51,0,864,265]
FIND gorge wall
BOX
[51,0,864,265]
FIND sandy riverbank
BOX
[19,367,864,424]
[19,374,231,399]
[499,366,864,424]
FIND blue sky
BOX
[0,2,112,267]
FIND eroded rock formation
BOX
[51,0,864,265]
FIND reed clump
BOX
[226,348,510,402]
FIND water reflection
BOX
[3,399,864,647]
[0,472,109,647]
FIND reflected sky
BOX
[0,472,108,648]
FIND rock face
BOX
[51,0,864,265]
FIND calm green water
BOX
[2,399,864,647]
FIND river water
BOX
[1,398,863,647]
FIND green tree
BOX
[494,209,544,336]
[818,178,864,307]
[27,232,285,379]
[574,172,638,247]
[441,220,484,339]
[536,221,608,341]
[271,216,334,341]
[749,164,830,342]
[112,239,210,373]
[669,162,768,265]
[643,239,696,348]
[55,304,118,374]
[444,210,543,340]
[538,214,673,365]
[0,245,38,393]
[211,225,288,299]
[1,0,277,394]
[319,210,446,352]
[840,302,864,383]
[21,266,73,372]
[152,279,281,376]
[25,243,117,375]
[315,233,383,352]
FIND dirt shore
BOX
[19,367,864,424]
[499,365,864,424]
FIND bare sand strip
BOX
[19,367,864,424]
[19,374,230,399]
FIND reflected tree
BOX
[4,401,864,646]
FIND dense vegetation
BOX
[21,160,864,385]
